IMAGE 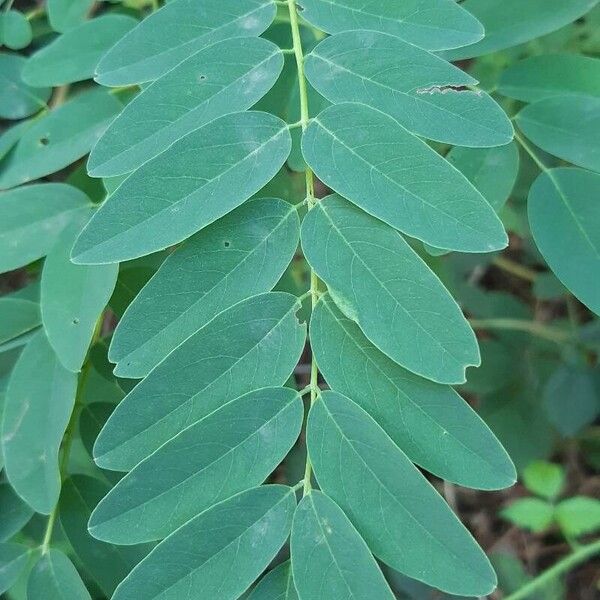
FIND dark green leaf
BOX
[1,331,77,514]
[0,90,122,190]
[528,168,600,315]
[41,211,118,372]
[297,0,484,51]
[96,0,276,85]
[27,549,91,600]
[22,15,138,87]
[0,53,50,120]
[308,391,497,596]
[305,31,512,148]
[111,486,296,600]
[94,292,305,470]
[110,197,300,377]
[311,293,515,488]
[291,491,395,600]
[60,476,149,596]
[301,196,479,384]
[72,111,291,264]
[302,103,507,252]
[89,36,283,176]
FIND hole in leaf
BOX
[198,74,206,82]
[39,136,50,146]
[223,240,231,248]
[72,318,80,325]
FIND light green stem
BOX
[286,0,319,497]
[469,318,572,344]
[504,539,600,600]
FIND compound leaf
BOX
[72,111,291,264]
[307,391,497,596]
[27,549,91,600]
[302,103,507,252]
[90,387,302,544]
[111,486,296,600]
[0,89,122,190]
[22,15,138,87]
[528,168,600,315]
[94,292,305,470]
[301,195,479,384]
[311,293,515,489]
[89,36,283,176]
[96,0,276,85]
[516,96,600,172]
[41,211,118,372]
[305,31,512,148]
[297,0,484,51]
[291,491,395,600]
[110,197,299,377]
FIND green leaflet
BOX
[72,111,291,264]
[47,0,94,32]
[307,391,496,596]
[297,0,484,51]
[301,103,507,252]
[0,89,122,190]
[96,0,276,85]
[248,561,298,600]
[291,491,395,600]
[544,365,600,436]
[110,197,300,378]
[0,119,35,162]
[89,37,283,177]
[1,331,77,514]
[311,294,515,489]
[90,387,302,544]
[301,196,479,384]
[27,549,91,600]
[528,168,600,316]
[0,543,29,595]
[499,54,600,102]
[501,498,554,533]
[22,15,138,87]
[111,486,296,600]
[445,143,520,212]
[0,483,34,541]
[0,298,40,344]
[94,292,305,471]
[305,31,512,148]
[516,96,600,172]
[0,183,90,274]
[41,211,118,372]
[60,476,150,596]
[444,0,599,60]
[0,53,50,120]
[0,10,32,50]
